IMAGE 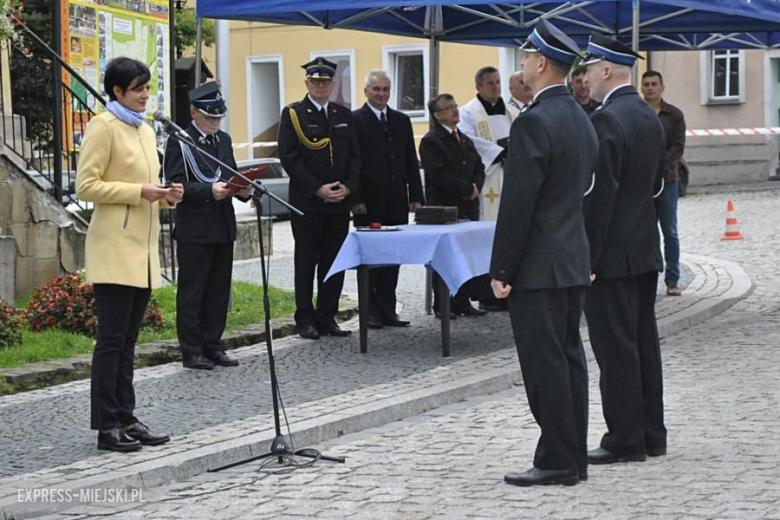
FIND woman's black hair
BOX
[104,57,151,101]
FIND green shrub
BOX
[24,273,164,337]
[0,300,23,349]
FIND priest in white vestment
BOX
[458,66,520,221]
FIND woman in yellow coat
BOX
[76,57,183,452]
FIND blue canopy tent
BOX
[195,1,780,51]
[194,0,780,96]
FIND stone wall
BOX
[0,156,87,298]
[159,214,273,270]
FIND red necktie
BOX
[451,129,461,145]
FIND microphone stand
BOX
[157,124,344,469]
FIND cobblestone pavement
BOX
[46,306,780,520]
[2,188,775,518]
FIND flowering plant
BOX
[0,1,23,47]
[0,299,22,349]
[24,273,164,337]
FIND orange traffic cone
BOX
[721,200,744,241]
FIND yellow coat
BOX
[76,112,173,289]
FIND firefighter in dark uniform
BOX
[489,20,598,487]
[163,82,247,370]
[278,57,361,340]
[581,34,667,465]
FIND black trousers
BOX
[91,284,150,431]
[583,271,666,455]
[368,266,400,319]
[291,211,350,329]
[176,241,234,359]
[508,287,588,470]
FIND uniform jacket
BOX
[490,84,598,290]
[419,125,485,221]
[351,103,424,226]
[278,96,360,215]
[584,85,665,279]
[163,123,238,244]
[76,112,174,289]
[657,99,686,184]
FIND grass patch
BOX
[0,329,95,368]
[2,281,295,370]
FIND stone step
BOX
[684,141,774,163]
[687,159,771,186]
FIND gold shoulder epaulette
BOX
[287,106,334,166]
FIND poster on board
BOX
[61,0,171,149]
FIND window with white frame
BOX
[701,49,746,104]
[310,50,356,109]
[383,45,429,121]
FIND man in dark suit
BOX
[419,93,486,319]
[490,20,598,487]
[352,70,424,329]
[163,82,247,370]
[582,34,667,464]
[278,57,361,340]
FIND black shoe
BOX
[208,351,239,367]
[587,447,646,465]
[97,428,142,452]
[366,315,384,329]
[647,446,667,457]
[298,325,320,340]
[382,314,410,327]
[504,467,579,487]
[454,304,487,317]
[320,323,352,337]
[182,354,215,370]
[124,422,170,446]
[579,468,588,482]
[433,310,457,320]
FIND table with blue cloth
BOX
[326,221,496,356]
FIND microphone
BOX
[152,110,195,146]
[153,110,189,137]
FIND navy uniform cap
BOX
[302,57,338,79]
[582,34,644,66]
[519,19,583,65]
[188,81,227,117]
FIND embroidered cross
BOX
[485,187,500,204]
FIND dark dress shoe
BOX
[433,311,457,320]
[579,468,588,481]
[366,315,384,329]
[454,304,487,317]
[320,323,352,337]
[97,428,142,452]
[504,467,579,487]
[208,351,239,367]
[587,447,646,465]
[382,314,410,327]
[647,446,667,457]
[124,422,170,446]
[298,325,320,340]
[182,354,215,370]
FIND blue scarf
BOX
[106,100,146,127]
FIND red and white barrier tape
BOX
[686,127,780,137]
[231,127,780,149]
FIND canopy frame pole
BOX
[195,16,203,85]
[425,7,441,315]
[632,0,640,86]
